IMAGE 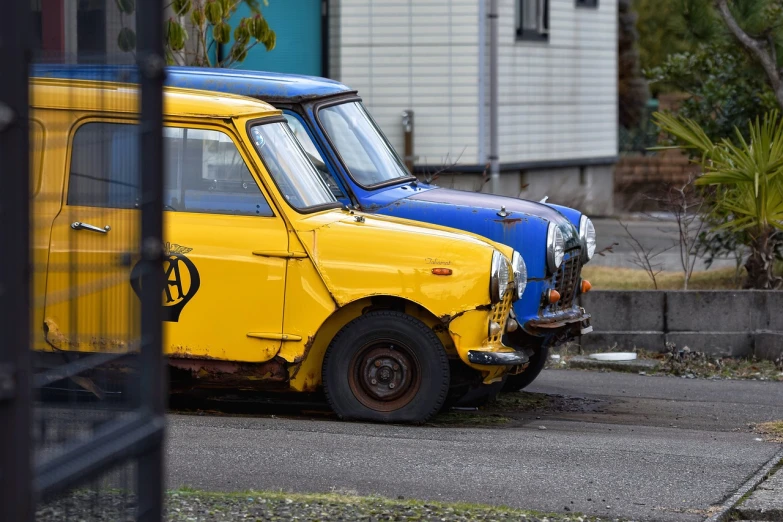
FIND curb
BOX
[704,447,783,522]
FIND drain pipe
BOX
[488,0,500,194]
[478,0,486,166]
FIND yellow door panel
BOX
[44,205,139,352]
[161,213,287,362]
[43,117,140,352]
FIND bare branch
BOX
[715,0,783,107]
[421,147,467,185]
[618,220,672,290]
[595,242,620,257]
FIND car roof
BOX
[30,77,281,119]
[32,64,355,104]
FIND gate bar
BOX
[0,0,33,520]
[136,0,167,520]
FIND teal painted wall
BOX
[223,0,322,75]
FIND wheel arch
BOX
[288,294,455,392]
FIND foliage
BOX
[654,110,783,288]
[647,43,777,143]
[618,0,649,128]
[660,0,783,110]
[632,0,694,91]
[115,0,276,67]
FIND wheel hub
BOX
[348,342,421,412]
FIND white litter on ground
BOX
[588,352,638,361]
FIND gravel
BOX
[36,489,614,521]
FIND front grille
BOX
[488,289,513,344]
[551,250,582,311]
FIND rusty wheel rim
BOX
[347,340,421,412]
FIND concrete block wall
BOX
[578,290,783,360]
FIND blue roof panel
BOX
[31,64,353,103]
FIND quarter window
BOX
[516,0,549,41]
[67,122,273,216]
[283,114,345,198]
[249,122,337,211]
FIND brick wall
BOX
[615,150,700,211]
[616,150,699,186]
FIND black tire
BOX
[501,342,549,392]
[322,310,450,423]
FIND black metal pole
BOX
[321,0,330,77]
[135,0,166,520]
[0,1,33,521]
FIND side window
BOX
[68,123,139,208]
[162,127,273,216]
[283,113,345,198]
[67,122,273,217]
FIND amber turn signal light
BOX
[547,289,561,303]
[431,268,452,276]
[581,279,592,293]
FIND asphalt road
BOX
[165,370,783,521]
[591,217,739,271]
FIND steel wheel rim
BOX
[347,339,421,412]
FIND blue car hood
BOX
[406,188,580,248]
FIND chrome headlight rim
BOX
[546,223,565,273]
[490,250,510,303]
[579,215,597,262]
[511,250,527,301]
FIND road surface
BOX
[165,370,783,521]
[591,217,739,271]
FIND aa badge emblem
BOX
[130,243,201,322]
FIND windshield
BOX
[318,101,413,187]
[249,121,337,210]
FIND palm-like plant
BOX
[654,111,783,289]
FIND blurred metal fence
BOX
[619,98,661,155]
[0,1,165,520]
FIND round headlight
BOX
[490,250,510,303]
[511,251,527,301]
[579,215,596,262]
[546,223,565,272]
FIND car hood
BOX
[291,210,512,315]
[407,187,580,247]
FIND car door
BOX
[158,123,288,363]
[43,118,141,354]
[44,119,289,363]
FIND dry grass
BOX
[754,420,783,443]
[581,265,745,290]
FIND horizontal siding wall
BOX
[493,0,618,163]
[331,0,617,169]
[330,0,482,167]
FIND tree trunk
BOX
[715,0,783,110]
[744,226,782,289]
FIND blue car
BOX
[33,65,597,392]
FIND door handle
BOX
[71,222,111,234]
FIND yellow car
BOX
[30,78,527,423]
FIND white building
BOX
[35,0,618,213]
[328,0,618,214]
